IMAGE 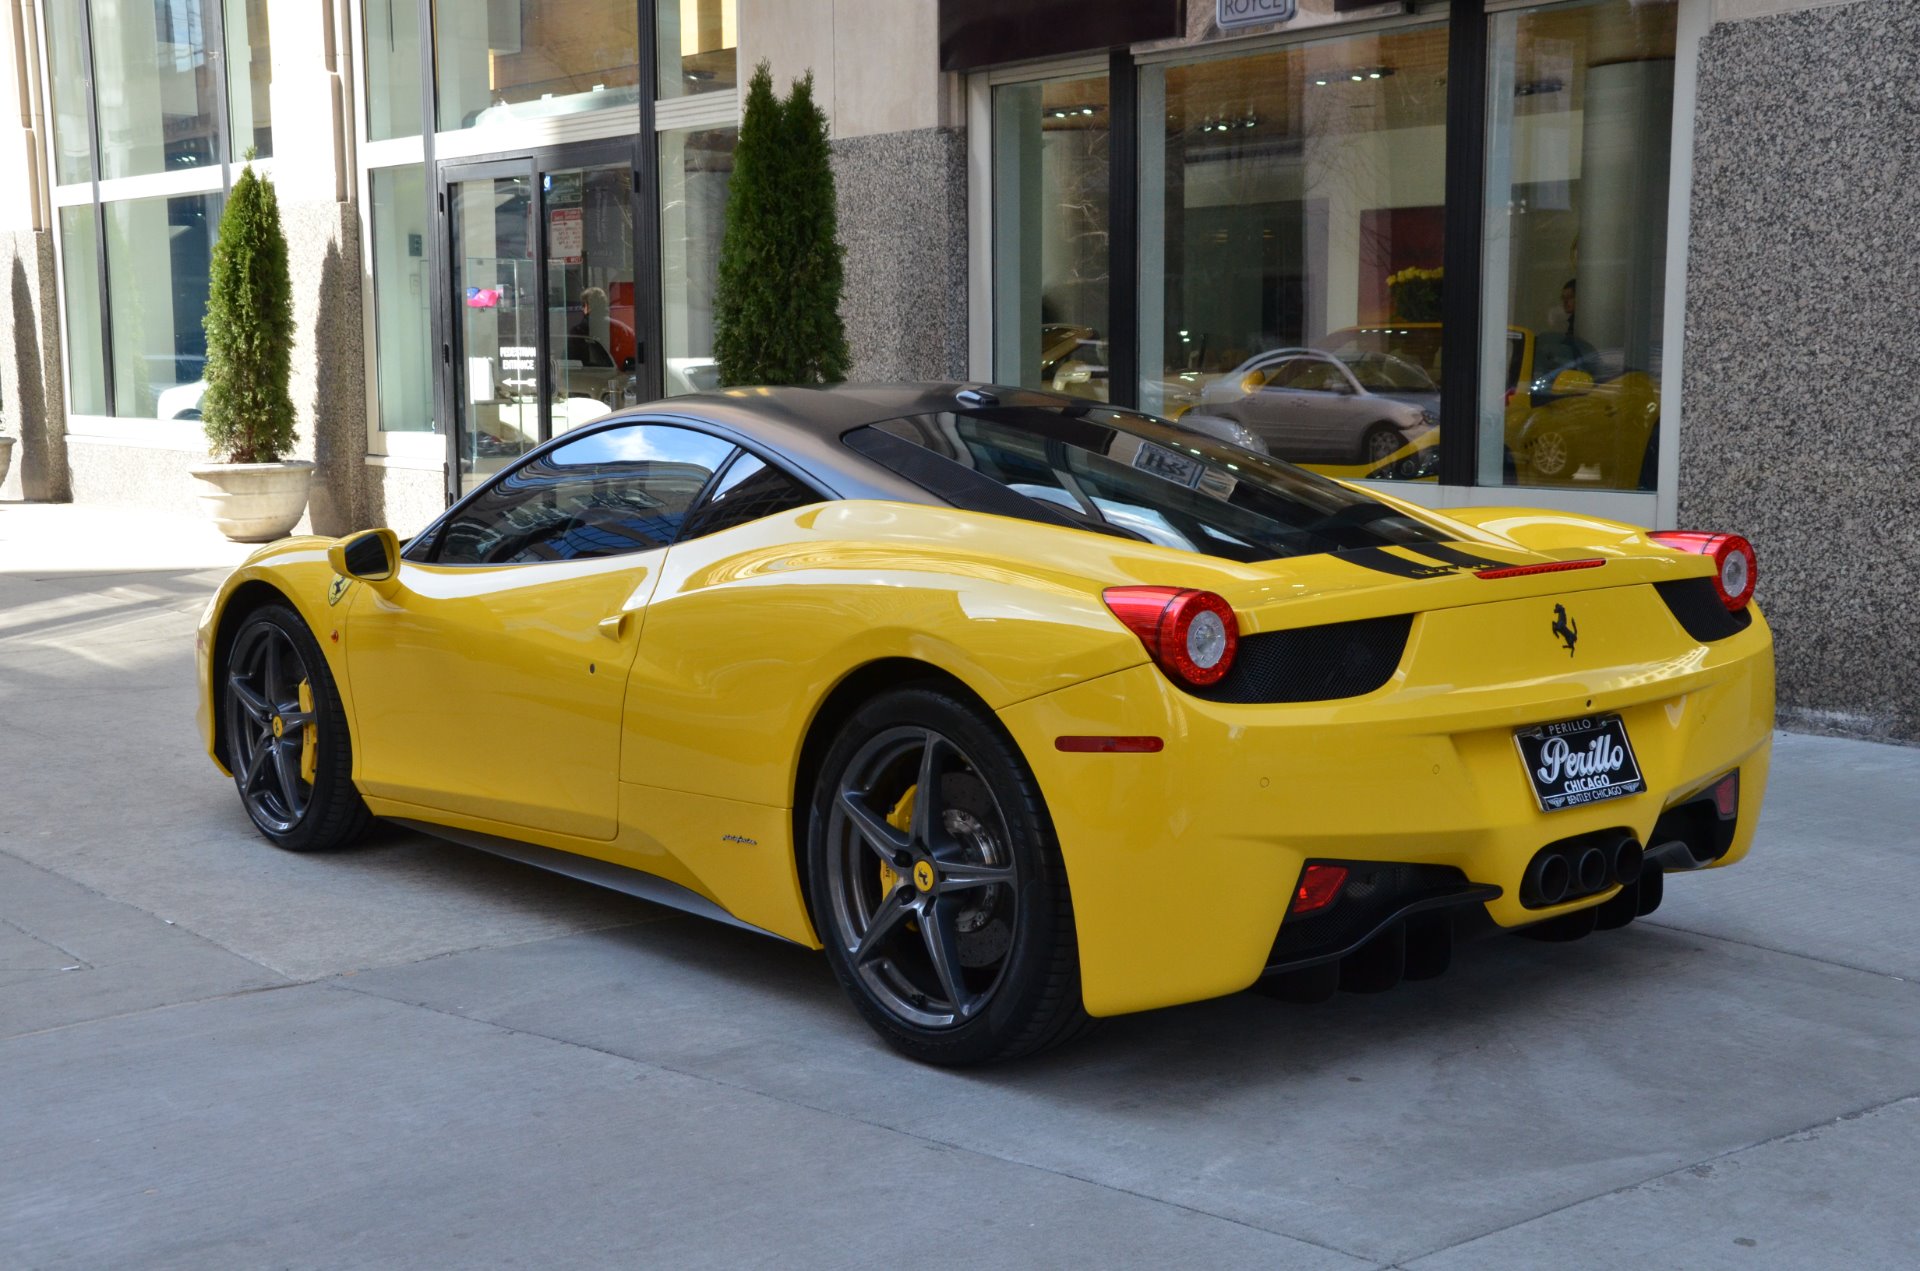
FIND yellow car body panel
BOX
[196,498,1773,1018]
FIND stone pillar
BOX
[266,0,365,534]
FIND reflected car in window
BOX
[1185,348,1440,472]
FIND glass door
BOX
[441,141,645,496]
[445,160,539,487]
[540,154,641,437]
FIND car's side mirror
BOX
[327,528,401,586]
[1551,369,1596,396]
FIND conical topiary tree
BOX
[714,62,848,385]
[202,157,296,463]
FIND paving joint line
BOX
[329,979,1378,1266]
[1389,1090,1920,1266]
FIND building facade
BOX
[0,0,1910,740]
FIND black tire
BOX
[221,603,371,852]
[806,686,1090,1065]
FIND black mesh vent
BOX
[1655,579,1752,643]
[1267,862,1472,968]
[1190,613,1412,704]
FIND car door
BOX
[344,422,738,840]
[1252,355,1344,461]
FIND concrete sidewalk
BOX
[3,499,1917,1269]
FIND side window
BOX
[677,452,820,542]
[433,424,736,565]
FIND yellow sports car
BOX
[196,385,1773,1064]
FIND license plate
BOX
[1514,714,1646,812]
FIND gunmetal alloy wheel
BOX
[1364,424,1402,466]
[809,688,1089,1065]
[222,604,370,851]
[825,726,1020,1029]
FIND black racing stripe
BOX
[1336,547,1461,579]
[1397,541,1510,571]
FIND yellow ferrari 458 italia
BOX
[196,384,1773,1065]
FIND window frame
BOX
[968,0,1703,529]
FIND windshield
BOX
[856,405,1450,564]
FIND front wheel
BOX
[222,603,371,852]
[807,687,1089,1065]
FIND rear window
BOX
[855,405,1450,564]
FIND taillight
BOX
[1648,531,1757,611]
[1291,864,1349,915]
[1103,586,1240,687]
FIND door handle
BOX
[598,612,629,640]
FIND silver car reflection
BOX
[1186,348,1439,467]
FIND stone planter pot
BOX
[187,459,314,542]
[0,435,14,491]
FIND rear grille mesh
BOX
[1191,613,1412,704]
[1655,578,1753,642]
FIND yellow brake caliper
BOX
[878,785,916,897]
[297,679,318,784]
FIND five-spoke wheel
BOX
[222,604,369,851]
[809,687,1088,1065]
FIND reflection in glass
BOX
[450,172,537,483]
[992,75,1110,401]
[91,0,222,178]
[225,0,272,158]
[364,0,425,140]
[544,164,637,428]
[45,0,93,185]
[1482,0,1674,491]
[1139,27,1449,481]
[370,166,433,433]
[59,206,108,416]
[434,0,639,132]
[656,0,738,100]
[658,126,734,396]
[103,193,221,419]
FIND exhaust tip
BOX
[1576,847,1609,894]
[1612,838,1644,887]
[1532,853,1571,906]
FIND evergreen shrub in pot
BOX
[188,156,313,541]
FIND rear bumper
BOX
[998,602,1774,1017]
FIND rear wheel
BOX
[1524,424,1576,482]
[807,687,1089,1065]
[222,604,370,852]
[1359,423,1401,466]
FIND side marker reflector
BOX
[1291,864,1349,915]
[1474,558,1606,580]
[1054,736,1165,754]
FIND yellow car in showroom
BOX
[196,385,1772,1065]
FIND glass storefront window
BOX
[658,126,734,396]
[225,0,272,159]
[103,192,222,418]
[1481,0,1675,491]
[1140,27,1450,481]
[656,0,737,100]
[433,0,640,132]
[91,0,222,178]
[45,1,94,185]
[370,166,434,433]
[364,0,425,140]
[991,74,1111,401]
[59,206,108,416]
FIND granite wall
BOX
[832,127,969,381]
[0,229,70,503]
[1682,0,1919,741]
